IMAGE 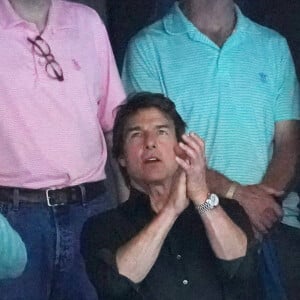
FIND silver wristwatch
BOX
[195,193,219,214]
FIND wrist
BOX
[161,202,182,221]
[194,193,219,215]
[232,184,244,205]
[191,188,210,206]
[225,181,239,199]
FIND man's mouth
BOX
[144,157,161,163]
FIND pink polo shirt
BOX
[0,0,125,188]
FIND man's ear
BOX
[118,156,126,167]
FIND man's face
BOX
[119,108,179,187]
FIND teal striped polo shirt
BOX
[0,213,27,279]
[122,3,300,227]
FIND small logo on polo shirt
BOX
[259,72,268,83]
[72,59,81,71]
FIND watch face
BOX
[209,193,219,207]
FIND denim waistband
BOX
[0,181,106,207]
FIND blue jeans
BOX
[271,224,300,300]
[0,188,113,300]
[259,237,287,300]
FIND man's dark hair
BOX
[112,92,187,186]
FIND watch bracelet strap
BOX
[195,201,212,214]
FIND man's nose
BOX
[145,132,156,149]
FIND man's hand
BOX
[164,170,189,217]
[234,184,283,234]
[175,132,209,205]
[116,169,188,283]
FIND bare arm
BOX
[200,206,247,260]
[206,157,283,235]
[206,121,299,235]
[176,133,247,260]
[262,120,299,193]
[116,205,177,283]
[116,172,189,283]
[206,169,237,199]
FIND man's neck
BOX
[182,0,236,46]
[131,180,172,213]
[9,0,51,32]
[148,184,172,213]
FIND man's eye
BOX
[158,129,168,135]
[130,132,141,138]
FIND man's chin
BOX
[132,175,167,187]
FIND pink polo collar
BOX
[0,0,75,31]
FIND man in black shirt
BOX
[81,92,259,299]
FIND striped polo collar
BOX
[163,1,250,41]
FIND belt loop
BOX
[13,188,20,210]
[79,184,87,206]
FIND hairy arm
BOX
[262,120,299,193]
[116,172,188,283]
[206,120,299,235]
[206,169,234,198]
[199,205,247,259]
[116,206,177,283]
[177,133,247,259]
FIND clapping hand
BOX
[174,133,209,205]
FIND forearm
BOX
[262,120,300,202]
[116,207,177,283]
[207,169,236,198]
[200,207,247,260]
[262,144,298,192]
[262,121,299,195]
